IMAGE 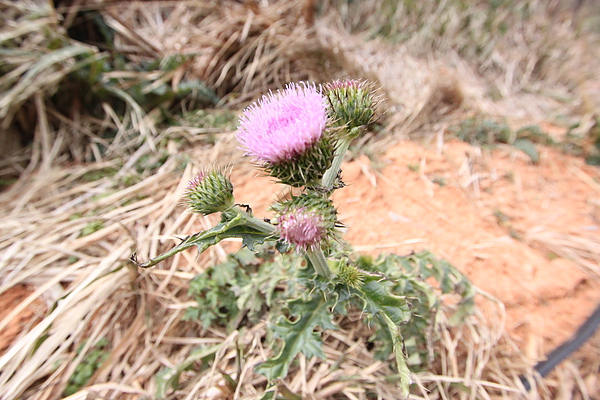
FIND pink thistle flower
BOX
[237,82,328,164]
[278,207,326,251]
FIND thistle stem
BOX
[306,248,332,279]
[240,209,277,234]
[322,139,351,189]
[223,207,277,235]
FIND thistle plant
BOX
[132,80,475,399]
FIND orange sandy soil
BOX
[233,139,600,354]
[0,285,46,355]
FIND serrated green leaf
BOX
[355,273,412,397]
[275,240,290,254]
[361,251,476,375]
[132,210,275,268]
[359,273,411,326]
[233,247,260,265]
[255,294,336,380]
[373,311,411,399]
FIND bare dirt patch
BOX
[337,140,600,351]
[0,285,46,356]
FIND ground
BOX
[1,136,598,399]
[2,1,600,398]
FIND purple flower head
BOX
[237,82,328,164]
[278,207,326,251]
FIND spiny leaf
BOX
[358,272,411,326]
[354,272,412,397]
[383,313,412,399]
[255,294,336,380]
[131,209,275,268]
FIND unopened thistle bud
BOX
[273,192,338,252]
[237,82,335,187]
[335,262,365,289]
[324,79,380,139]
[185,167,234,215]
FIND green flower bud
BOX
[324,79,381,139]
[335,261,365,289]
[185,167,235,215]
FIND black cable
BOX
[520,302,600,391]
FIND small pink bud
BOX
[274,192,338,251]
[324,79,381,138]
[278,208,326,251]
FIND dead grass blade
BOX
[104,1,342,105]
[527,229,600,279]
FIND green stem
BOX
[321,139,351,189]
[239,209,277,234]
[306,248,332,279]
[131,241,196,268]
[133,206,277,268]
[223,207,276,235]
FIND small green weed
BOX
[63,338,109,396]
[80,220,104,237]
[431,175,447,187]
[450,117,512,146]
[565,118,600,165]
[135,152,170,174]
[407,163,420,172]
[176,109,239,131]
[450,116,556,163]
[80,167,118,182]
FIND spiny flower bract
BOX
[185,167,234,215]
[336,262,365,289]
[237,82,334,187]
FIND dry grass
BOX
[104,1,343,105]
[0,140,527,399]
[1,0,599,399]
[0,0,163,183]
[526,230,600,280]
[317,0,600,158]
